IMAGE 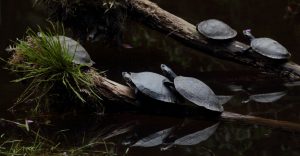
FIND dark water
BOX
[0,0,300,155]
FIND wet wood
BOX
[125,0,300,80]
[91,71,300,132]
[91,70,137,104]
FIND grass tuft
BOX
[6,24,102,112]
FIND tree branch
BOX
[126,0,300,80]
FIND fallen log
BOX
[124,0,300,80]
[13,0,300,132]
[7,32,300,133]
[91,71,300,132]
[42,0,300,80]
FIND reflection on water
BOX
[0,0,300,155]
[131,127,174,147]
[246,91,287,103]
[1,113,299,156]
[127,120,219,150]
[161,122,219,150]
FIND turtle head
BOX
[243,29,255,40]
[122,72,134,88]
[160,64,177,81]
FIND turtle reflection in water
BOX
[122,72,178,103]
[128,122,219,149]
[161,122,219,151]
[243,29,291,60]
[160,64,224,113]
[196,19,237,40]
[243,91,287,103]
[131,127,174,147]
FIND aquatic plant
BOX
[6,24,102,112]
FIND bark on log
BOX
[91,71,300,132]
[125,0,300,80]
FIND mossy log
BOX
[124,0,300,80]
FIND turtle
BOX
[57,36,95,66]
[38,33,94,66]
[243,29,291,60]
[196,19,237,40]
[160,64,224,112]
[122,72,178,103]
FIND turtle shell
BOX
[174,76,223,112]
[57,36,94,66]
[129,72,177,103]
[197,19,237,40]
[251,38,291,59]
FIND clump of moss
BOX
[7,25,102,112]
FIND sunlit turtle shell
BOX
[196,19,237,40]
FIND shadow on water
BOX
[0,0,300,155]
